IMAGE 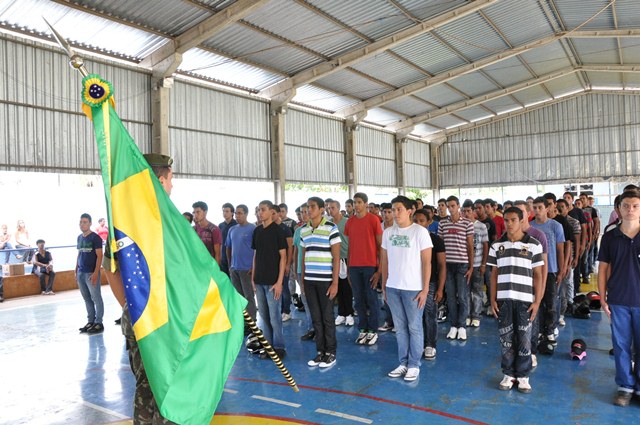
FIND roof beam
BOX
[387,67,577,131]
[258,0,499,98]
[140,0,268,76]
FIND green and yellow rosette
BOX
[81,74,116,120]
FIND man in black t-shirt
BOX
[413,209,446,360]
[252,200,288,359]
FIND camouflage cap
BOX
[143,153,173,167]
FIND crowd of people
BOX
[183,185,638,405]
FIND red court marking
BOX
[229,377,490,425]
[216,412,321,424]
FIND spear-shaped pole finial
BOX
[43,18,89,77]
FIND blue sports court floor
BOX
[0,284,636,425]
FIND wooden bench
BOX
[3,270,108,299]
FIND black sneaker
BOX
[614,390,632,407]
[274,348,287,359]
[319,353,336,368]
[300,330,315,341]
[79,322,94,332]
[87,323,104,334]
[308,352,324,366]
[114,318,121,325]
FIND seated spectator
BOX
[32,239,55,295]
[15,219,34,263]
[95,218,108,242]
[0,224,13,264]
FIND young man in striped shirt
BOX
[489,207,544,393]
[438,196,474,341]
[301,197,341,368]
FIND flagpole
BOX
[45,18,300,395]
[243,310,300,392]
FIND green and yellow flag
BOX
[81,74,247,424]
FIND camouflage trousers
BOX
[126,336,176,425]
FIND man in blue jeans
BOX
[76,213,104,334]
[598,189,640,407]
[252,200,288,359]
[381,196,432,381]
[438,196,474,341]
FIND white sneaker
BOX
[282,313,291,322]
[388,365,407,378]
[345,315,355,326]
[553,328,559,337]
[335,315,346,326]
[365,332,378,346]
[517,377,532,393]
[531,354,537,368]
[446,327,458,339]
[424,346,436,360]
[547,333,556,345]
[465,318,471,326]
[404,367,420,381]
[558,316,566,327]
[457,327,467,341]
[471,319,480,328]
[499,375,515,390]
[356,332,368,344]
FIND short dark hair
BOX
[462,199,474,209]
[273,204,281,213]
[484,198,496,207]
[411,200,418,210]
[236,204,248,214]
[424,205,435,212]
[391,195,413,210]
[543,192,557,202]
[504,206,523,220]
[328,199,341,208]
[192,201,208,212]
[437,198,447,204]
[556,199,569,208]
[614,194,622,208]
[308,196,325,208]
[526,196,534,201]
[80,213,92,222]
[278,203,288,212]
[416,198,423,203]
[474,199,485,207]
[513,200,527,207]
[563,191,574,200]
[446,195,459,205]
[533,196,549,207]
[620,190,640,203]
[354,192,368,203]
[222,202,235,213]
[413,208,428,219]
[503,200,513,207]
[36,239,45,245]
[623,184,638,192]
[380,202,392,210]
[346,199,354,206]
[259,200,274,210]
[182,212,193,223]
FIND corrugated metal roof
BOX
[620,38,640,64]
[0,0,167,59]
[179,48,282,91]
[426,115,467,129]
[481,96,523,114]
[393,0,470,21]
[518,40,574,75]
[616,0,640,29]
[315,70,390,100]
[481,0,553,46]
[511,85,554,106]
[571,38,620,64]
[351,52,427,88]
[623,72,640,89]
[454,105,495,122]
[243,0,364,57]
[586,71,624,88]
[292,84,359,112]
[383,96,434,117]
[390,32,467,75]
[411,123,441,137]
[544,73,585,96]
[414,84,466,107]
[306,0,414,41]
[445,72,500,97]
[432,11,508,62]
[62,0,214,37]
[552,0,614,30]
[482,57,534,86]
[202,23,322,75]
[364,107,406,126]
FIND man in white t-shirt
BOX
[381,196,433,382]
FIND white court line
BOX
[251,395,301,408]
[315,408,373,424]
[82,401,129,420]
[223,388,238,394]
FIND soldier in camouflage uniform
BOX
[102,153,176,425]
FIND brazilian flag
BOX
[80,74,247,424]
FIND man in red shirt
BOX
[485,199,505,238]
[344,192,383,346]
[192,201,222,265]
